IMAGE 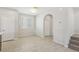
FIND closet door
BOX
[1,13,16,42]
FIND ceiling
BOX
[10,7,79,15]
[11,7,53,15]
[73,7,79,13]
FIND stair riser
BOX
[68,34,79,51]
[69,45,79,51]
[70,40,79,46]
[71,37,79,41]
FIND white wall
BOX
[0,8,36,39]
[18,13,36,37]
[74,11,79,34]
[63,8,74,47]
[36,8,67,45]
[36,8,74,47]
[0,7,75,47]
[0,8,18,41]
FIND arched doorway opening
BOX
[43,14,53,38]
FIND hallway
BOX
[2,36,76,52]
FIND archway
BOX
[43,14,53,38]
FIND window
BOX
[22,17,32,29]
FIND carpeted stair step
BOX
[71,34,79,41]
[68,34,79,51]
[69,43,79,51]
[70,40,79,46]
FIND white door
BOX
[1,15,15,41]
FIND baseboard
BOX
[35,33,44,38]
[2,39,15,42]
[64,44,68,48]
[53,39,64,46]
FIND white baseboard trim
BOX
[53,39,64,46]
[64,44,68,48]
[54,39,69,48]
[36,33,44,38]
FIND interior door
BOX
[1,15,15,41]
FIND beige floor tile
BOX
[2,36,76,52]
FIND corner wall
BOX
[63,8,74,47]
[74,11,79,34]
[36,8,69,46]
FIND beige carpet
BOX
[2,36,76,52]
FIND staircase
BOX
[68,34,79,51]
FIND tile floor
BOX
[2,36,76,52]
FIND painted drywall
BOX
[0,7,75,47]
[74,11,79,34]
[0,17,1,32]
[0,8,18,41]
[63,8,74,47]
[36,8,67,45]
[18,13,36,37]
[11,7,54,15]
[36,7,74,47]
